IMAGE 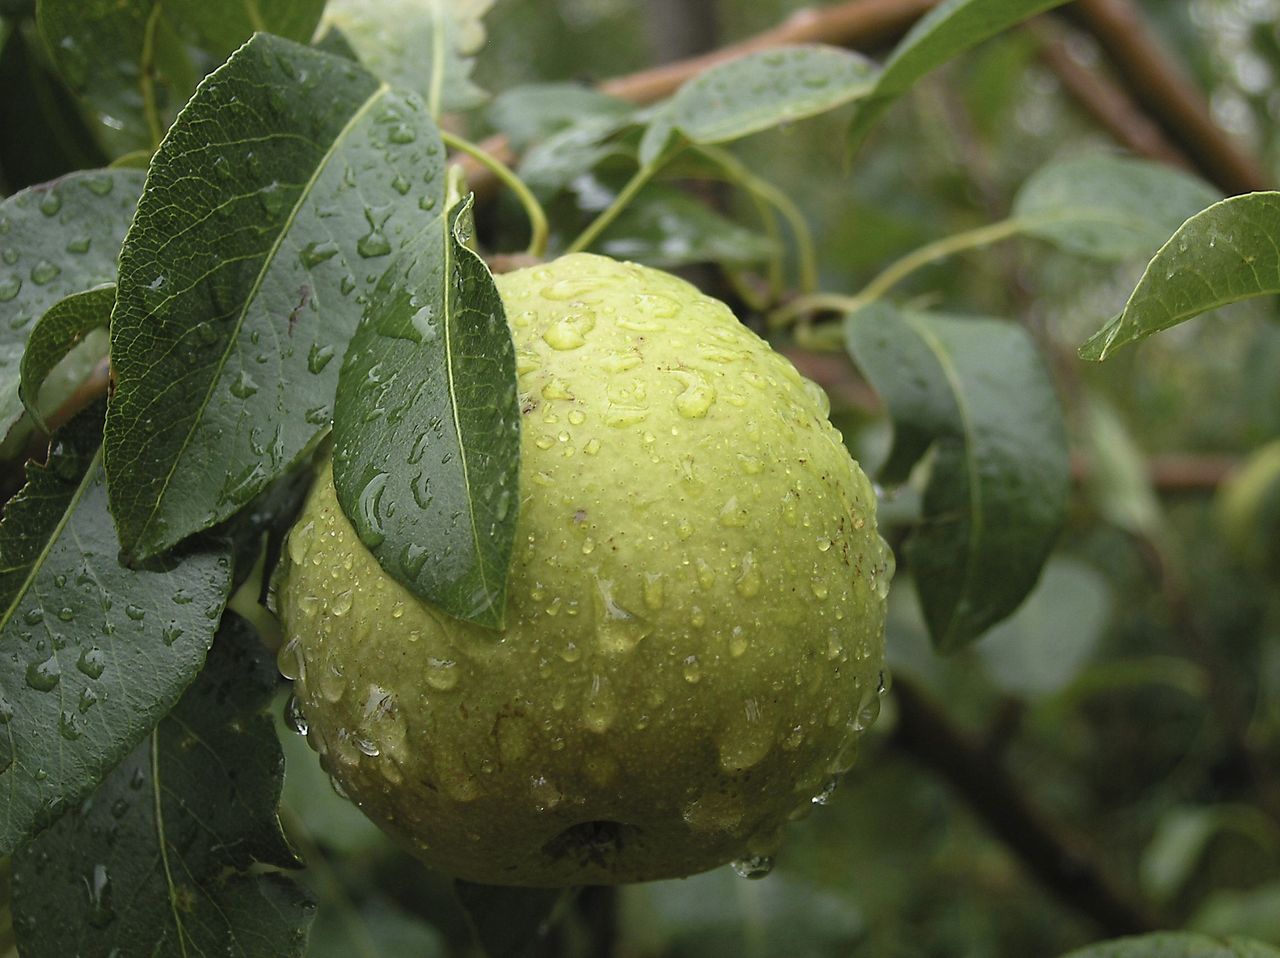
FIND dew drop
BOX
[356,473,389,547]
[77,647,106,679]
[731,855,775,879]
[26,655,61,691]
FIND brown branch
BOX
[1029,19,1193,171]
[1064,0,1270,195]
[462,0,938,198]
[891,675,1162,936]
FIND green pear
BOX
[277,253,891,886]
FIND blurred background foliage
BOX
[305,0,1280,955]
[4,0,1279,954]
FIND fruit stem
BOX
[696,144,819,294]
[770,217,1026,326]
[441,130,550,258]
[566,158,662,255]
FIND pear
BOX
[277,254,891,885]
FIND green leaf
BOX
[162,0,325,58]
[1080,192,1280,361]
[640,44,879,166]
[846,304,1069,652]
[0,23,107,191]
[1012,154,1221,261]
[488,82,633,151]
[104,34,445,561]
[332,195,520,629]
[322,0,493,115]
[11,617,314,958]
[976,556,1111,697]
[1079,394,1164,538]
[18,283,113,428]
[0,169,143,439]
[597,184,777,269]
[0,402,232,855]
[36,0,197,154]
[454,880,567,958]
[518,114,638,198]
[1057,932,1280,958]
[846,0,1071,151]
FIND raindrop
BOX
[299,240,340,269]
[285,694,309,736]
[77,647,106,679]
[0,276,19,302]
[85,863,115,928]
[307,342,335,374]
[356,473,389,547]
[229,370,259,399]
[731,855,775,879]
[30,260,61,285]
[39,191,63,216]
[26,655,61,692]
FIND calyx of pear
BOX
[277,253,891,886]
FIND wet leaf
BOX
[0,402,231,855]
[11,617,313,958]
[847,0,1071,151]
[332,195,519,629]
[18,284,114,429]
[1011,155,1219,262]
[163,0,325,58]
[104,34,445,560]
[0,169,143,440]
[36,0,197,154]
[640,45,879,166]
[323,0,493,115]
[1080,192,1280,360]
[846,303,1069,651]
[488,82,633,152]
[597,184,777,268]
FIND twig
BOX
[1064,0,1270,195]
[1028,19,1193,171]
[461,0,938,198]
[890,674,1162,936]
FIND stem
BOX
[441,131,549,258]
[139,5,165,149]
[566,160,661,255]
[772,217,1026,325]
[697,145,819,292]
[281,807,381,958]
[891,674,1161,935]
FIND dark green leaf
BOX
[1080,192,1280,361]
[0,402,232,855]
[307,898,446,958]
[323,0,492,113]
[454,880,567,958]
[0,169,143,439]
[846,304,1069,651]
[0,23,107,191]
[104,34,445,560]
[487,82,633,151]
[332,195,519,629]
[1012,155,1220,261]
[846,0,1071,151]
[640,45,879,166]
[597,184,777,268]
[163,0,326,58]
[36,0,197,154]
[18,283,113,427]
[12,617,314,958]
[1057,932,1280,958]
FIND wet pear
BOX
[277,254,891,885]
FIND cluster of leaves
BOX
[0,0,1278,955]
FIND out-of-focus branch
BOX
[1029,19,1192,171]
[1064,0,1270,195]
[891,675,1162,936]
[462,0,938,198]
